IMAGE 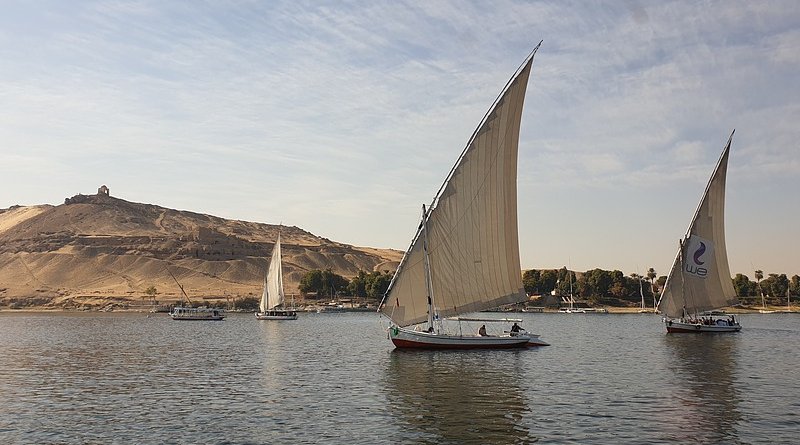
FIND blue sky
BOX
[1,0,798,278]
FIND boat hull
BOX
[664,319,741,333]
[169,307,225,321]
[389,326,534,349]
[255,311,298,320]
[170,315,225,321]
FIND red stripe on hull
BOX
[391,338,530,350]
[666,325,741,333]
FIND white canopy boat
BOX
[167,268,225,321]
[379,43,548,349]
[256,230,297,320]
[657,131,741,333]
[169,306,225,321]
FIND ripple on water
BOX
[1,312,799,444]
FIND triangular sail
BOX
[380,46,539,327]
[659,132,738,319]
[261,232,284,312]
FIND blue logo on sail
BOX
[693,242,706,265]
[685,236,711,279]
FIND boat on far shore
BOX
[169,306,225,321]
[167,268,225,321]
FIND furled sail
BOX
[261,232,284,312]
[381,46,539,327]
[659,132,738,319]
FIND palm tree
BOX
[145,286,158,305]
[647,268,657,311]
[755,269,765,308]
[646,267,657,292]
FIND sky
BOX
[1,0,798,279]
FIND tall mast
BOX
[167,268,192,306]
[421,204,436,330]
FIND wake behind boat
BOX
[657,131,741,333]
[256,230,297,320]
[379,43,548,349]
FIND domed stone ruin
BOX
[64,185,110,204]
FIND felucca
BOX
[379,44,548,349]
[256,229,297,320]
[657,131,741,333]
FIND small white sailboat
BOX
[256,230,297,320]
[558,271,585,313]
[379,43,548,349]
[657,131,741,333]
[167,268,225,321]
[637,273,655,313]
[758,277,776,313]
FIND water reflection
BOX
[384,350,535,445]
[256,319,290,391]
[661,334,743,443]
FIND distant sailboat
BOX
[657,131,741,333]
[256,230,297,320]
[379,43,548,349]
[758,274,776,313]
[558,270,585,313]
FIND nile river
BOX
[0,311,798,444]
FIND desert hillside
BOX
[0,189,402,309]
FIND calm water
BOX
[0,311,798,444]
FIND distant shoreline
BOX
[2,305,793,315]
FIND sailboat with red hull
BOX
[379,43,548,349]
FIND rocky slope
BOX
[0,191,402,309]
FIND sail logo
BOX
[684,235,713,279]
[693,242,706,265]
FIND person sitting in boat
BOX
[510,323,522,335]
[478,324,488,336]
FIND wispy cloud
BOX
[0,0,797,275]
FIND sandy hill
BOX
[0,191,402,309]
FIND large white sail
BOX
[380,47,538,328]
[261,232,284,312]
[659,132,738,319]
